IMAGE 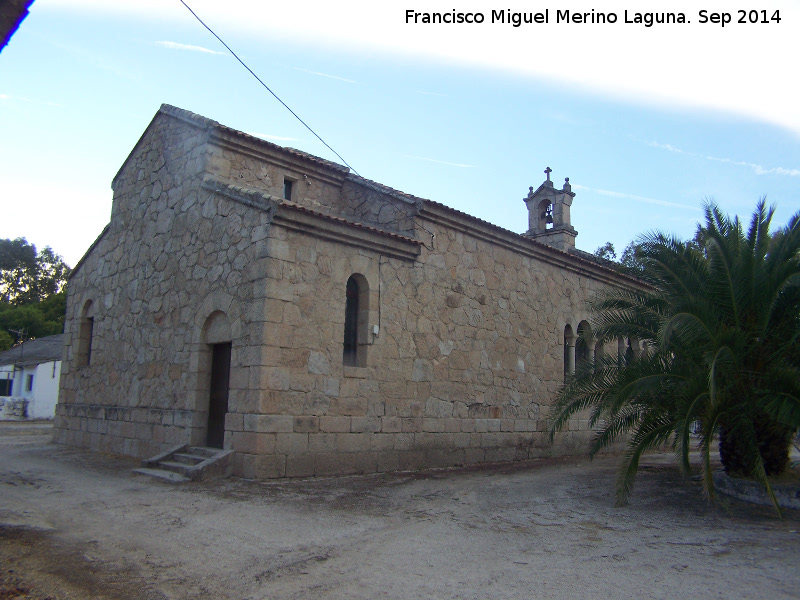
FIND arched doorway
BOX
[202,311,232,449]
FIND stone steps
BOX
[132,444,234,483]
[173,451,211,465]
[132,467,191,484]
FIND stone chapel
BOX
[54,104,646,479]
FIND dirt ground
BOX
[1,422,798,600]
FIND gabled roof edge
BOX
[111,104,215,190]
[68,224,110,282]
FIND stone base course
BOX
[55,400,593,479]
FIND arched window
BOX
[625,338,635,366]
[576,320,594,373]
[538,199,554,231]
[594,339,604,365]
[76,300,95,367]
[563,324,575,380]
[343,274,369,367]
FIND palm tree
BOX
[550,200,800,514]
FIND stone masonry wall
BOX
[56,105,639,479]
[337,178,418,236]
[205,132,348,217]
[224,210,618,479]
[203,128,418,237]
[55,111,275,458]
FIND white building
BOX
[0,334,63,420]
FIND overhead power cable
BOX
[178,0,436,248]
[178,0,360,176]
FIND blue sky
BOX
[1,0,799,266]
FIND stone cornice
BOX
[209,131,348,189]
[201,176,278,213]
[202,177,422,262]
[273,203,422,262]
[152,104,348,177]
[114,105,350,191]
[345,174,420,206]
[419,201,647,290]
[110,105,643,288]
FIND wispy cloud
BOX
[403,155,476,168]
[247,132,302,142]
[572,184,700,211]
[154,41,226,55]
[0,94,61,107]
[415,90,447,97]
[294,67,356,84]
[648,141,683,154]
[647,141,800,177]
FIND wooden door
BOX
[206,342,231,448]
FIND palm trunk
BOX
[719,414,793,477]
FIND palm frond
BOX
[549,199,800,516]
[615,417,676,505]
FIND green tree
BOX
[593,242,617,262]
[0,304,45,340]
[37,290,68,326]
[0,330,13,352]
[34,246,71,301]
[0,237,38,304]
[0,238,70,305]
[0,238,70,344]
[0,292,67,345]
[550,200,800,514]
[619,240,646,274]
